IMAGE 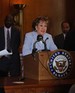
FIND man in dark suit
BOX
[54,21,71,49]
[64,29,75,51]
[0,15,21,77]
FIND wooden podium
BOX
[23,50,75,80]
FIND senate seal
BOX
[48,49,72,79]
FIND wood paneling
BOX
[23,0,65,36]
[0,0,70,49]
[8,0,66,41]
[0,0,10,26]
[3,77,74,93]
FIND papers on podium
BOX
[0,49,12,56]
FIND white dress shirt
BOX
[4,27,11,50]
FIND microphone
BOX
[44,37,49,51]
[37,35,43,41]
[32,35,48,55]
[33,35,43,50]
[32,48,37,56]
[37,35,47,50]
[32,35,43,56]
[45,37,49,42]
[36,35,48,50]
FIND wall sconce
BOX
[13,4,26,10]
[10,0,26,46]
[12,4,26,31]
[13,4,26,46]
[10,0,26,79]
[10,0,26,21]
[9,0,26,46]
[10,0,25,4]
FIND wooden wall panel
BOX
[0,0,10,26]
[23,0,65,36]
[0,0,66,48]
[65,0,75,28]
[0,0,75,38]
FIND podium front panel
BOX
[23,50,75,80]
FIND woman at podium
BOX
[22,16,57,56]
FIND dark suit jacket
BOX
[64,30,75,51]
[54,33,65,49]
[0,26,21,76]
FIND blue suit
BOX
[22,31,57,56]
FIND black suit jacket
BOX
[64,30,75,51]
[54,33,65,49]
[0,26,20,51]
[0,26,21,76]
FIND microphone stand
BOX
[32,35,48,58]
[42,40,47,51]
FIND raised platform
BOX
[1,77,75,93]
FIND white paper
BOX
[0,49,12,56]
[13,81,24,84]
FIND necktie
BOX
[7,30,11,52]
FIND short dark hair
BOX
[61,20,70,28]
[32,16,49,30]
[4,14,14,28]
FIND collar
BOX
[4,26,11,31]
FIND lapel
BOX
[11,27,15,41]
[2,27,5,43]
[0,27,5,49]
[10,27,14,46]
